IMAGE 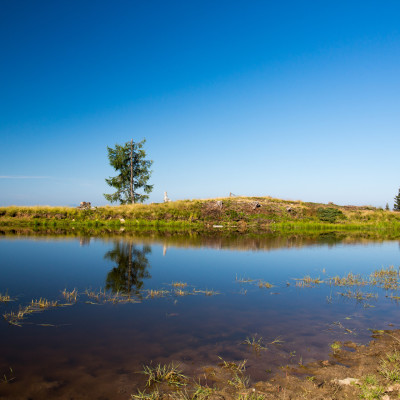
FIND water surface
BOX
[0,232,399,399]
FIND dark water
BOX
[0,233,400,399]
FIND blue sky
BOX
[1,0,399,207]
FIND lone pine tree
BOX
[394,188,400,211]
[104,139,153,204]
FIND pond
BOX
[0,232,400,399]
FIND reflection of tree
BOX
[105,242,151,297]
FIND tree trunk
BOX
[130,139,134,204]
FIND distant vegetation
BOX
[1,196,400,234]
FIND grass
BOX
[243,335,267,352]
[142,363,187,387]
[193,289,219,296]
[218,357,247,373]
[146,289,170,298]
[0,292,12,303]
[379,353,400,382]
[258,280,274,288]
[62,288,78,302]
[338,290,378,302]
[30,298,58,309]
[330,341,342,354]
[235,275,255,283]
[359,383,385,400]
[0,367,16,384]
[85,288,107,302]
[131,389,160,400]
[171,282,188,288]
[3,297,59,326]
[227,372,249,390]
[329,273,369,287]
[295,276,323,287]
[3,196,400,234]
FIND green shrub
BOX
[317,207,345,223]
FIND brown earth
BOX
[145,329,400,400]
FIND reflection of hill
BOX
[1,227,399,251]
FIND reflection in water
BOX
[104,241,151,296]
[79,237,91,246]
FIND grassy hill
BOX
[1,196,400,232]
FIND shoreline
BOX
[1,196,400,235]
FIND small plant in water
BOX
[1,367,16,384]
[330,341,342,354]
[174,289,190,297]
[142,362,187,387]
[0,292,12,303]
[235,275,255,283]
[147,289,170,298]
[61,288,78,303]
[30,298,58,309]
[131,389,160,400]
[243,335,267,352]
[258,280,273,289]
[227,372,249,390]
[171,282,187,288]
[218,356,247,372]
[192,383,215,400]
[237,392,266,400]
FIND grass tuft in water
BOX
[218,357,247,373]
[227,372,249,390]
[243,335,267,352]
[0,292,12,303]
[131,389,160,400]
[330,341,342,354]
[171,282,187,288]
[258,280,273,289]
[146,289,170,298]
[0,367,16,384]
[142,362,187,387]
[62,288,78,303]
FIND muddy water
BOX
[0,234,400,399]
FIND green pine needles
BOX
[104,139,153,204]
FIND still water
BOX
[0,233,399,399]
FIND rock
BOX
[286,206,292,212]
[252,201,261,209]
[387,384,400,392]
[335,378,359,385]
[215,201,223,209]
[119,218,125,223]
[78,201,91,209]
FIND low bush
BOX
[317,207,345,223]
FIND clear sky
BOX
[1,0,399,207]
